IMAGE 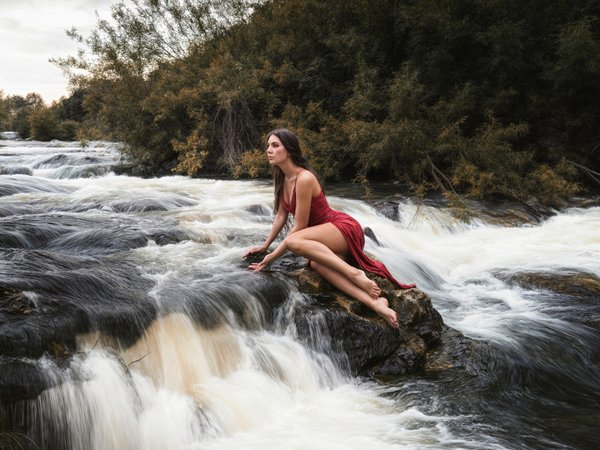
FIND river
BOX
[0,140,599,449]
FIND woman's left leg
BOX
[310,260,399,328]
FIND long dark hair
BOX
[267,128,320,213]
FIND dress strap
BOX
[291,168,305,197]
[293,169,304,190]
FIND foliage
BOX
[0,91,9,130]
[0,91,85,141]
[56,120,80,141]
[29,108,60,141]
[1,93,44,138]
[233,148,271,178]
[53,0,600,206]
[171,127,210,175]
[51,0,255,169]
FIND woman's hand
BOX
[248,252,276,272]
[243,244,268,259]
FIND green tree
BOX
[0,91,9,131]
[29,107,60,141]
[55,0,599,205]
[53,0,253,169]
[5,93,44,138]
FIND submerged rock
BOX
[425,325,494,378]
[505,271,600,330]
[288,267,444,377]
[0,358,59,402]
[0,165,32,176]
[507,271,600,299]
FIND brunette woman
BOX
[244,128,415,328]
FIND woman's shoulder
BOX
[296,169,320,196]
[297,169,319,185]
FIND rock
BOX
[363,227,381,246]
[0,165,33,176]
[507,271,600,298]
[288,267,444,377]
[111,163,155,177]
[391,288,444,345]
[247,204,272,216]
[369,200,399,221]
[504,271,600,330]
[572,197,600,208]
[466,195,555,225]
[0,358,57,402]
[425,325,493,377]
[244,252,307,274]
[0,285,32,316]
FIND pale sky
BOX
[0,0,115,104]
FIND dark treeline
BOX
[51,0,600,206]
[0,90,87,141]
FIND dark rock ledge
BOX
[263,252,489,380]
[288,266,459,377]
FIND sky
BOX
[0,0,115,104]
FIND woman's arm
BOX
[287,172,312,233]
[248,172,317,271]
[243,204,288,258]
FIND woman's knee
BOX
[284,234,303,254]
[309,260,323,273]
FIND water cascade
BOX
[1,139,599,449]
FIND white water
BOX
[336,198,600,343]
[2,140,599,449]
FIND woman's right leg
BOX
[285,223,381,298]
[310,260,399,329]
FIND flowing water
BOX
[0,140,599,450]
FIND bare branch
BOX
[565,159,600,184]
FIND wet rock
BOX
[243,252,308,274]
[363,227,381,246]
[288,268,444,377]
[507,271,600,299]
[505,271,600,329]
[148,229,197,245]
[425,326,493,378]
[112,159,178,178]
[572,197,600,208]
[0,285,32,316]
[369,200,399,221]
[0,285,77,402]
[0,165,32,176]
[0,176,73,197]
[247,204,271,216]
[112,163,155,177]
[465,195,555,225]
[32,154,70,168]
[0,358,58,402]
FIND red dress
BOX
[282,184,416,289]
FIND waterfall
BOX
[1,139,599,449]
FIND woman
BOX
[244,128,415,328]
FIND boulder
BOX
[504,271,600,330]
[288,267,444,377]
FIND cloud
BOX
[0,0,115,102]
[0,16,21,32]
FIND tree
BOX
[0,91,9,131]
[29,108,59,141]
[54,0,254,169]
[54,0,599,204]
[4,93,45,138]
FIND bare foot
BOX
[350,269,381,298]
[373,297,399,329]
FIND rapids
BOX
[0,139,599,449]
